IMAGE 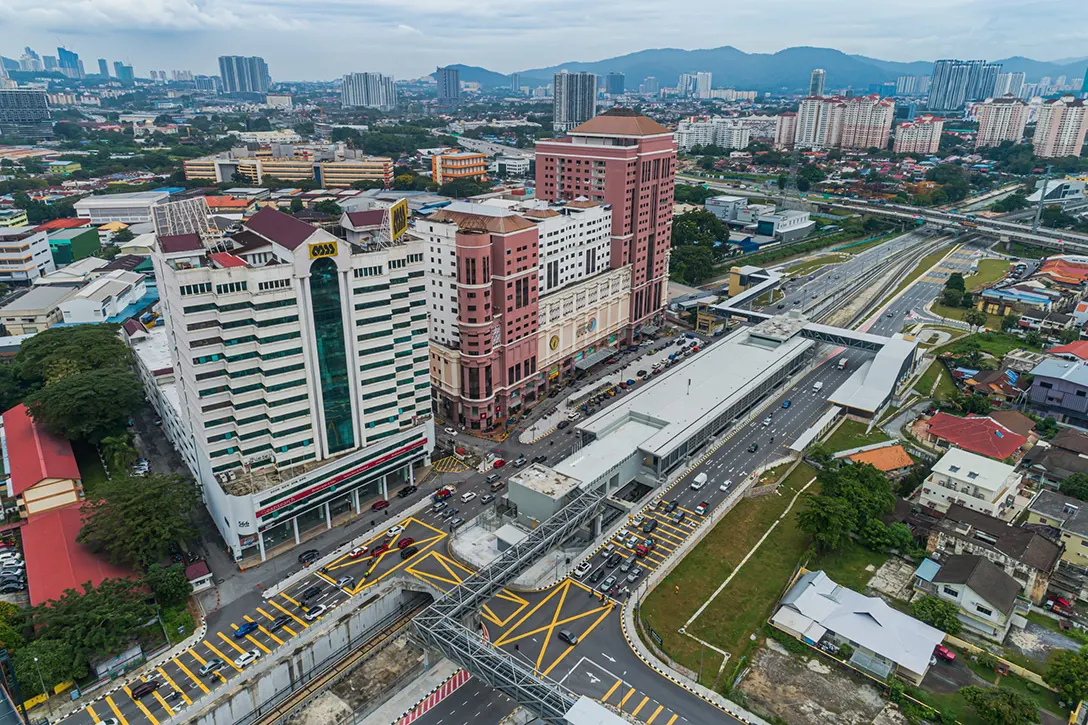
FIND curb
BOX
[390,668,470,725]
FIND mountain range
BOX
[448,46,1088,93]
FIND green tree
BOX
[964,307,988,331]
[25,368,143,441]
[818,464,896,530]
[144,563,193,608]
[1036,416,1060,439]
[796,494,855,553]
[776,174,788,191]
[289,197,304,214]
[78,473,198,567]
[1061,473,1088,501]
[911,595,962,634]
[1061,327,1081,344]
[960,686,1038,725]
[100,434,138,475]
[946,272,966,292]
[796,177,811,192]
[15,325,132,385]
[942,288,965,307]
[12,640,84,696]
[1046,648,1088,705]
[1001,313,1021,332]
[1024,330,1043,348]
[111,227,135,244]
[313,199,342,216]
[805,443,836,468]
[351,179,385,190]
[439,177,490,198]
[669,245,716,285]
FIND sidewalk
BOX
[360,658,460,725]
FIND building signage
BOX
[255,438,427,518]
[649,628,663,647]
[308,241,338,259]
[549,335,559,350]
[390,199,410,241]
[549,366,560,380]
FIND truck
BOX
[837,358,848,370]
[432,485,457,502]
[812,381,824,393]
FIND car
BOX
[451,517,466,528]
[234,649,263,667]
[606,553,621,568]
[590,569,605,583]
[0,552,21,562]
[349,546,368,558]
[671,511,685,525]
[370,542,389,556]
[444,427,457,436]
[199,658,225,677]
[636,370,647,378]
[336,575,355,588]
[642,519,657,534]
[747,442,759,453]
[600,576,617,592]
[0,583,24,594]
[695,502,709,515]
[532,455,547,464]
[302,585,324,601]
[557,420,570,430]
[566,411,580,421]
[557,629,579,646]
[304,605,327,622]
[432,501,448,512]
[233,621,259,638]
[442,508,457,520]
[481,494,495,504]
[782,400,791,409]
[386,525,404,538]
[131,681,160,699]
[513,457,528,468]
[636,538,656,557]
[622,533,638,548]
[720,479,733,492]
[573,562,593,579]
[933,645,956,662]
[397,485,417,498]
[627,566,643,583]
[100,719,120,725]
[664,501,678,513]
[269,615,293,632]
[397,537,415,549]
[400,546,419,559]
[461,491,477,503]
[298,549,320,566]
[371,500,390,511]
[886,311,893,317]
[493,458,506,468]
[762,417,772,427]
[620,559,634,573]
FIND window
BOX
[975,604,993,617]
[180,282,212,296]
[942,585,958,598]
[215,281,248,295]
[354,266,384,278]
[257,279,291,291]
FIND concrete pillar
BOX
[409,464,415,486]
[592,514,603,538]
[258,533,267,561]
[353,488,360,515]
[325,502,332,529]
[381,475,388,499]
[292,517,300,545]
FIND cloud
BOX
[0,0,303,33]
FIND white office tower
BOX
[553,71,597,132]
[809,69,826,97]
[151,206,433,564]
[342,72,398,110]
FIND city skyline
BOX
[0,0,1086,80]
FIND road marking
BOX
[151,689,175,717]
[105,696,128,725]
[280,592,302,607]
[494,584,565,647]
[234,621,273,653]
[246,615,285,646]
[535,581,571,671]
[188,648,229,681]
[123,684,160,725]
[173,656,210,693]
[631,696,650,717]
[203,641,243,671]
[269,599,309,628]
[646,704,665,723]
[156,666,192,705]
[618,687,636,708]
[665,715,678,725]
[218,630,250,654]
[541,603,612,677]
[86,704,101,723]
[602,679,623,702]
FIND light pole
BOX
[33,657,49,718]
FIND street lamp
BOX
[33,657,48,717]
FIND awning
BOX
[638,325,661,335]
[574,346,616,371]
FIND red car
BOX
[397,537,415,549]
[370,542,389,556]
[493,459,506,468]
[371,500,390,511]
[933,645,956,662]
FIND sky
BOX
[0,0,1085,81]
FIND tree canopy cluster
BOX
[669,210,730,285]
[796,460,899,554]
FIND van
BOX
[486,473,501,485]
[812,381,824,393]
[490,478,506,492]
[691,472,708,490]
[837,358,848,370]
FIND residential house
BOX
[1004,348,1045,373]
[1028,358,1088,426]
[918,413,1027,461]
[0,285,79,335]
[919,448,1023,518]
[926,503,1062,604]
[1,403,83,518]
[1024,489,1088,602]
[962,370,1027,406]
[1050,340,1088,362]
[989,410,1038,442]
[846,444,915,477]
[1022,429,1088,488]
[915,555,1026,642]
[771,570,946,685]
[1020,310,1075,337]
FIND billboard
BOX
[390,198,409,241]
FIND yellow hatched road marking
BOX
[105,696,129,725]
[270,599,309,628]
[86,704,101,723]
[646,704,664,723]
[665,715,678,725]
[151,689,175,717]
[217,630,249,654]
[602,679,623,702]
[618,687,636,708]
[188,648,229,681]
[246,614,284,646]
[535,581,571,670]
[203,641,242,671]
[540,602,612,677]
[173,656,209,693]
[123,684,160,725]
[156,666,192,705]
[631,696,649,717]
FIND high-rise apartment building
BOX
[794,97,838,149]
[553,71,598,132]
[606,72,625,96]
[675,117,751,151]
[695,72,713,99]
[0,89,52,138]
[42,56,57,72]
[536,109,676,337]
[218,56,270,95]
[511,73,520,93]
[56,47,81,79]
[929,60,1000,111]
[892,115,944,154]
[838,95,896,150]
[149,206,433,563]
[641,77,660,96]
[1033,95,1088,158]
[419,199,624,428]
[436,66,460,102]
[113,63,134,83]
[896,75,917,95]
[677,73,695,97]
[1083,68,1088,99]
[971,63,1001,102]
[975,96,1028,148]
[774,113,797,149]
[341,72,397,110]
[995,72,1025,98]
[97,58,109,77]
[809,69,827,97]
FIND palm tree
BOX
[100,434,137,475]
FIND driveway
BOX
[1006,621,1081,665]
[922,657,988,695]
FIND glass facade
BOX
[309,257,355,453]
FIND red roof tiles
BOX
[924,412,1026,460]
[1050,340,1088,361]
[243,207,318,250]
[2,404,80,496]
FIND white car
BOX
[719,480,732,492]
[385,525,404,538]
[304,604,327,621]
[0,551,21,562]
[567,411,580,421]
[234,649,261,668]
[444,427,457,436]
[461,491,477,503]
[573,562,593,579]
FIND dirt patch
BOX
[288,636,424,724]
[1006,622,1079,665]
[867,558,916,602]
[739,643,887,725]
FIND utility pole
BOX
[1031,164,1053,233]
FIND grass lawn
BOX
[811,539,888,592]
[995,672,1067,718]
[965,258,1011,291]
[1009,241,1050,259]
[878,244,955,309]
[838,233,897,255]
[930,303,1005,331]
[944,330,1043,357]
[640,463,817,686]
[823,419,891,452]
[1026,611,1064,635]
[913,362,957,401]
[785,254,848,277]
[72,441,108,495]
